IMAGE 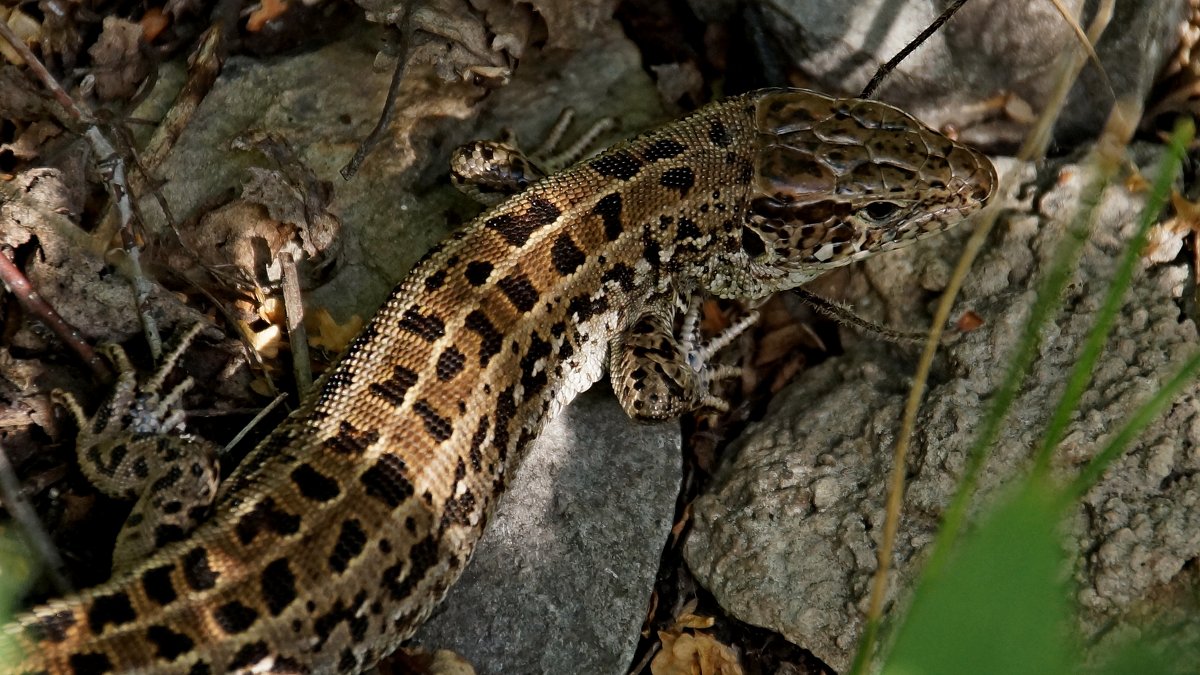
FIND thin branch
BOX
[859,0,971,100]
[0,247,109,381]
[340,25,412,180]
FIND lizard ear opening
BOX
[741,226,767,258]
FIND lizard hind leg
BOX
[611,295,757,422]
[449,108,615,205]
[55,324,220,573]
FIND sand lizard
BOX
[0,88,995,674]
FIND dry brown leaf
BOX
[674,612,715,630]
[0,9,41,66]
[238,319,283,359]
[247,0,290,33]
[88,17,150,100]
[140,8,171,42]
[1145,190,1200,264]
[956,310,986,332]
[652,630,743,675]
[306,308,364,353]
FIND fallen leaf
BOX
[652,630,743,675]
[306,308,363,352]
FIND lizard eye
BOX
[863,201,901,221]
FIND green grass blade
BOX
[1031,117,1194,477]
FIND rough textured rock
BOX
[414,386,680,673]
[684,154,1200,671]
[687,0,1189,147]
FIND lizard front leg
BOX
[611,293,756,421]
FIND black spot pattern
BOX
[213,601,259,635]
[493,386,518,464]
[413,399,453,442]
[496,273,539,313]
[383,535,439,601]
[465,310,503,366]
[234,497,301,545]
[520,333,553,398]
[592,192,624,241]
[436,347,466,381]
[150,465,183,494]
[323,420,380,456]
[398,306,445,342]
[183,547,219,591]
[644,138,687,160]
[464,260,493,286]
[329,518,368,573]
[708,120,732,146]
[551,233,586,276]
[567,293,608,323]
[591,150,644,180]
[69,652,113,674]
[601,263,635,292]
[368,365,419,408]
[141,564,177,605]
[677,216,703,241]
[228,640,270,669]
[152,523,187,550]
[87,592,136,634]
[423,269,447,290]
[360,454,414,508]
[468,417,488,472]
[290,464,341,502]
[146,625,194,661]
[484,196,561,246]
[261,558,298,615]
[659,166,695,196]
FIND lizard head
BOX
[736,88,996,292]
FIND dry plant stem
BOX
[221,393,288,457]
[278,252,312,394]
[0,442,73,595]
[94,24,223,248]
[792,287,945,345]
[859,0,971,99]
[0,19,163,358]
[340,26,411,180]
[853,1,1115,671]
[0,249,109,380]
[140,26,223,172]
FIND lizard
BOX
[0,87,996,674]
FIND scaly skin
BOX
[1,88,995,674]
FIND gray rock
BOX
[684,154,1200,670]
[415,386,679,674]
[687,0,1188,147]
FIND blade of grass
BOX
[1062,348,1200,504]
[850,5,1116,671]
[1031,117,1194,478]
[922,96,1140,583]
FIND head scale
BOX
[740,89,996,290]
